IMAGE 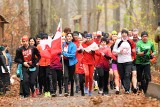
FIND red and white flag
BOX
[51,21,62,55]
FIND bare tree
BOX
[113,0,120,31]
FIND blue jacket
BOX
[62,41,77,66]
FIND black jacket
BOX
[14,45,41,68]
[0,51,8,72]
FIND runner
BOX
[14,36,41,98]
[62,33,77,96]
[136,31,156,93]
[81,33,99,96]
[95,37,112,95]
[113,29,136,94]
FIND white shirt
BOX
[113,39,132,63]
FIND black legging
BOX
[64,60,75,94]
[51,69,63,94]
[136,64,151,93]
[117,62,132,92]
[39,66,52,93]
[21,67,37,96]
[97,67,109,93]
[79,74,85,94]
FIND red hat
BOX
[22,36,29,41]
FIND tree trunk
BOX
[96,10,101,31]
[153,0,160,22]
[153,0,160,71]
[87,0,92,32]
[104,0,108,32]
[28,0,41,36]
[129,0,133,29]
[28,0,57,36]
[113,0,120,31]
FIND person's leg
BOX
[5,73,10,91]
[123,63,132,93]
[38,66,45,94]
[142,64,151,93]
[64,60,69,96]
[57,70,63,95]
[50,69,57,96]
[79,74,85,96]
[103,69,109,95]
[109,67,114,90]
[68,65,75,96]
[29,70,37,93]
[88,65,94,96]
[93,68,98,91]
[21,67,30,97]
[35,66,39,95]
[117,63,125,88]
[97,67,104,94]
[131,64,138,90]
[74,73,79,93]
[46,66,53,97]
[19,80,23,96]
[132,66,138,93]
[136,64,143,91]
[83,64,89,94]
[43,66,48,93]
[113,64,120,94]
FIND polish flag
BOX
[51,21,62,55]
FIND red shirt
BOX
[22,48,32,64]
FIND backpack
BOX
[117,39,132,48]
[117,39,136,60]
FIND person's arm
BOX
[130,39,136,60]
[14,48,23,64]
[113,39,121,54]
[0,55,8,72]
[32,47,41,67]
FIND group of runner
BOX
[12,27,156,98]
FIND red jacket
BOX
[75,52,84,74]
[95,46,112,69]
[50,54,62,70]
[128,39,136,60]
[74,40,85,74]
[81,41,95,65]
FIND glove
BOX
[143,49,149,54]
[104,54,111,60]
[78,49,83,53]
[150,55,153,59]
[17,74,20,78]
[91,50,95,54]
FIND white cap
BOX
[78,33,82,39]
[96,31,102,36]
